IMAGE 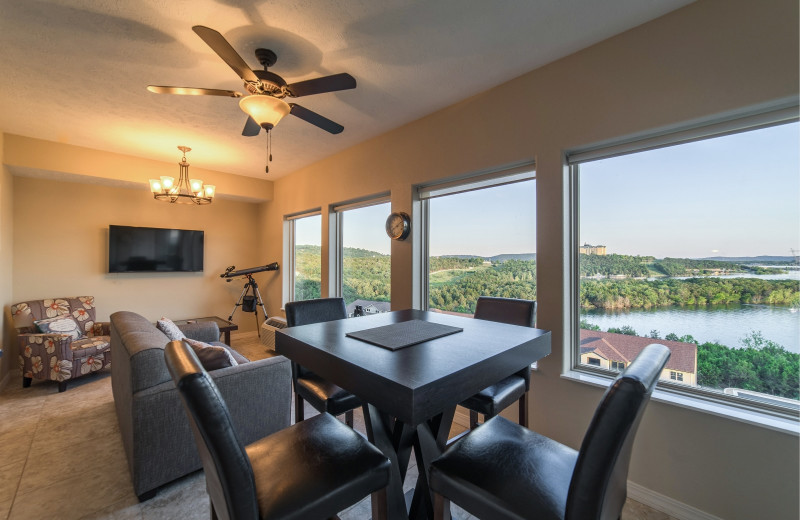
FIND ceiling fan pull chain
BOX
[265,129,271,174]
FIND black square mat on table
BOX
[346,319,463,351]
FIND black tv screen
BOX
[108,225,204,273]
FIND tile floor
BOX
[0,331,676,520]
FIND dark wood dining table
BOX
[275,309,551,520]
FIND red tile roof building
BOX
[580,329,698,385]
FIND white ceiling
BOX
[0,0,694,179]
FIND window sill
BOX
[561,370,800,436]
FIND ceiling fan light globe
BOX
[239,95,290,128]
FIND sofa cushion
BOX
[35,315,84,340]
[183,338,238,371]
[157,317,186,341]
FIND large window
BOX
[335,199,391,316]
[286,212,321,302]
[571,112,799,413]
[421,167,536,316]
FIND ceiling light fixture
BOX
[149,146,215,205]
[239,95,291,173]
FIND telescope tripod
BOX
[228,274,268,337]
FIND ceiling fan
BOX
[147,26,356,138]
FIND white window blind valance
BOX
[418,161,536,200]
[284,209,321,221]
[332,194,391,213]
[567,104,799,165]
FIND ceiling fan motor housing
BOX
[248,69,287,96]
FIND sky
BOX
[295,121,799,259]
[580,121,799,258]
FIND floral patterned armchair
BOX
[11,296,112,392]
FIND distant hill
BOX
[440,253,536,262]
[699,256,794,263]
[488,253,537,262]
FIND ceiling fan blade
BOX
[147,85,242,97]
[287,73,356,98]
[289,104,344,134]
[192,25,259,83]
[242,116,261,136]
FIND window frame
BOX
[331,194,391,301]
[417,161,536,311]
[283,209,321,305]
[566,102,800,424]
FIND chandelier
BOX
[149,146,215,205]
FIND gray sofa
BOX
[110,311,291,500]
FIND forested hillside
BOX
[294,245,798,399]
[296,246,799,311]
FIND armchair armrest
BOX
[178,322,220,343]
[17,333,73,360]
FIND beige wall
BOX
[3,135,274,203]
[11,176,266,332]
[258,1,799,519]
[0,133,14,387]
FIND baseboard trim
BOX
[627,481,723,520]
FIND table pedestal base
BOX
[364,404,456,520]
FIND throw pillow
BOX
[183,338,239,371]
[34,316,84,341]
[157,317,186,341]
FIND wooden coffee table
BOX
[173,316,238,345]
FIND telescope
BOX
[220,262,279,280]
[221,262,279,334]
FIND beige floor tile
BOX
[623,499,677,520]
[29,406,118,454]
[0,432,33,470]
[9,461,136,520]
[0,392,46,437]
[139,472,208,520]
[79,496,142,520]
[41,375,113,412]
[0,460,24,503]
[18,435,128,496]
[0,499,11,520]
[0,410,42,438]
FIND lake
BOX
[582,272,800,352]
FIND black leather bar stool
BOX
[430,343,670,520]
[285,298,361,427]
[459,296,536,430]
[164,340,391,520]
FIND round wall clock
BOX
[385,212,411,241]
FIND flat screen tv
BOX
[108,225,204,273]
